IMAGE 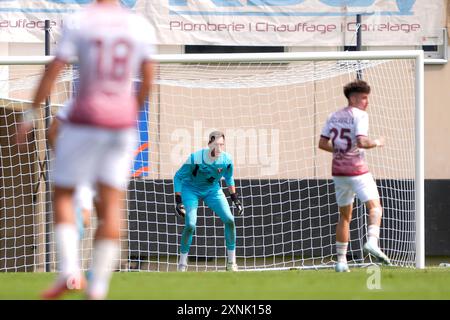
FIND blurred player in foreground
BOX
[318,80,391,272]
[174,131,243,272]
[16,0,155,299]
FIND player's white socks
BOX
[55,223,80,278]
[227,249,236,264]
[336,241,348,264]
[367,225,380,248]
[87,239,119,300]
[179,253,188,266]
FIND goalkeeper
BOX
[174,131,243,272]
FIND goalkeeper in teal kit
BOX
[174,131,243,272]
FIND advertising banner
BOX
[0,0,445,46]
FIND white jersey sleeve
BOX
[320,114,332,139]
[55,14,81,63]
[354,109,369,137]
[134,16,157,63]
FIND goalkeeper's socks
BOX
[227,249,236,264]
[367,225,380,247]
[87,239,119,300]
[55,223,80,276]
[336,241,348,263]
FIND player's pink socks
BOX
[55,223,80,278]
[87,239,119,300]
[336,241,348,263]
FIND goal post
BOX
[0,50,424,272]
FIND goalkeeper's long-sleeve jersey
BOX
[174,148,235,193]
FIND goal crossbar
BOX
[0,50,425,270]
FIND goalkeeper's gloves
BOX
[175,194,186,219]
[230,193,244,216]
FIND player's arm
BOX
[137,18,156,109]
[318,136,333,153]
[356,136,384,149]
[173,155,195,218]
[174,160,194,195]
[33,59,66,110]
[355,111,384,149]
[16,59,66,146]
[224,162,243,216]
[137,60,155,108]
[318,116,333,153]
[20,11,76,144]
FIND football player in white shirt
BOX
[318,80,391,273]
[48,100,95,240]
[16,0,155,299]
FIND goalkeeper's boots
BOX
[178,264,188,272]
[41,272,86,300]
[335,262,350,273]
[363,242,391,265]
[226,262,238,272]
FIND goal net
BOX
[0,51,424,272]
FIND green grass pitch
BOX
[1,267,449,300]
